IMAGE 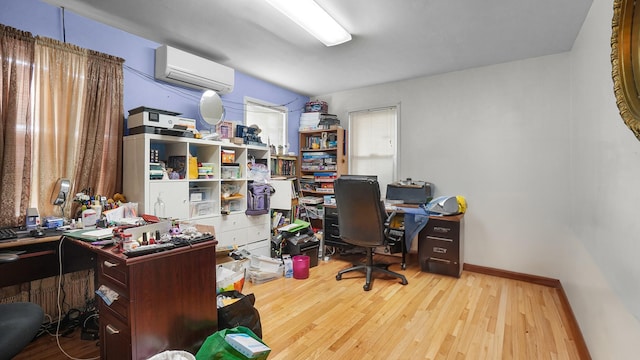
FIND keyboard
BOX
[170,233,215,248]
[0,228,18,241]
[123,233,215,257]
[123,242,176,257]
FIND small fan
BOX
[199,90,225,140]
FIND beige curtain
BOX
[33,37,124,218]
[71,49,124,211]
[32,37,88,218]
[2,24,125,223]
[0,25,35,227]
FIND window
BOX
[244,98,288,150]
[348,106,398,197]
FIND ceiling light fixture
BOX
[265,0,352,47]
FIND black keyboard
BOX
[123,242,176,257]
[0,228,18,241]
[123,233,215,257]
[170,233,215,248]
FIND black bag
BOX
[217,290,263,339]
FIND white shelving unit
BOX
[123,133,271,256]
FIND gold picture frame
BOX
[612,0,640,140]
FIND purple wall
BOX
[0,0,307,152]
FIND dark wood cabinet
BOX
[418,214,464,278]
[91,240,218,359]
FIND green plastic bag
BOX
[195,326,270,360]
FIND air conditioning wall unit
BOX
[155,45,234,94]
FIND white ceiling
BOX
[44,0,593,97]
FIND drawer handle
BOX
[106,324,120,335]
[429,257,451,264]
[329,234,341,239]
[426,236,453,242]
[103,261,119,268]
[330,224,339,228]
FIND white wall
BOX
[314,1,640,358]
[319,53,573,277]
[569,0,640,358]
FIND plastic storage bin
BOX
[221,166,240,179]
[190,201,216,217]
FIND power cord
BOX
[55,236,100,360]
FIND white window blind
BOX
[348,106,398,196]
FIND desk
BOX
[323,204,409,268]
[0,234,94,288]
[1,232,218,360]
[67,236,218,360]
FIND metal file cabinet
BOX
[418,214,464,277]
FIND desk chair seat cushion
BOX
[0,302,44,360]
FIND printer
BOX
[386,178,433,204]
[127,107,196,136]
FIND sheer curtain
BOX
[32,37,124,218]
[32,37,88,218]
[0,25,35,227]
[72,49,124,211]
[0,23,125,223]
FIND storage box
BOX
[304,100,328,113]
[221,149,235,163]
[189,187,210,202]
[221,166,240,179]
[190,201,216,217]
[225,333,270,358]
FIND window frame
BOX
[244,97,288,150]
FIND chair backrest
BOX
[334,176,386,248]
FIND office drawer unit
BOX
[323,205,353,249]
[418,215,464,278]
[95,241,217,360]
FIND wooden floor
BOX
[15,254,585,359]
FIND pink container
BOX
[292,255,310,279]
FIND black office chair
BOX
[0,253,44,360]
[334,176,408,291]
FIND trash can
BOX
[147,350,195,360]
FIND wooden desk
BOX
[0,234,94,288]
[67,237,218,360]
[1,232,218,359]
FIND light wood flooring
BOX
[15,254,587,359]
[245,254,586,360]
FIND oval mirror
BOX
[612,0,640,140]
[199,90,225,129]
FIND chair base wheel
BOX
[336,274,342,281]
[363,284,371,291]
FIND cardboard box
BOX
[225,333,270,358]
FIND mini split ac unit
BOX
[155,45,234,94]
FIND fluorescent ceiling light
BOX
[265,0,352,46]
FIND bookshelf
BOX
[297,127,347,228]
[271,155,297,178]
